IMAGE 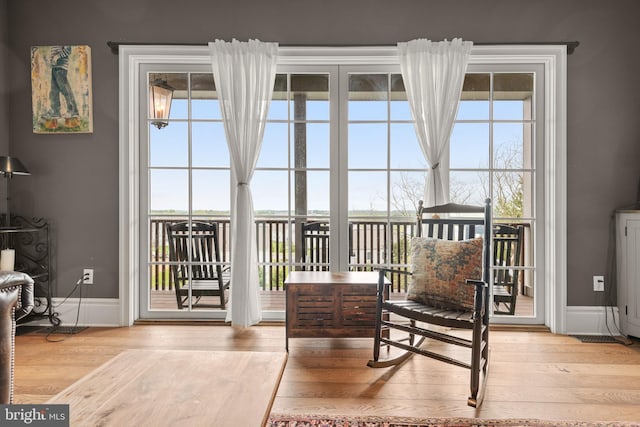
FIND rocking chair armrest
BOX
[375,268,412,296]
[376,268,412,282]
[466,279,488,314]
[465,279,487,289]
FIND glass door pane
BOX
[454,71,538,320]
[144,71,231,317]
[348,74,388,273]
[346,72,417,284]
[257,72,332,308]
[491,72,536,319]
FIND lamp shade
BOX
[0,156,30,177]
[150,79,174,129]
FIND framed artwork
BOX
[30,45,93,134]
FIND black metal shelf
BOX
[1,215,59,326]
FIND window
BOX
[120,45,566,329]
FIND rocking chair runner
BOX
[166,221,230,309]
[368,199,492,408]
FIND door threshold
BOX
[490,324,550,332]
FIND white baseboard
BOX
[23,297,122,327]
[564,306,622,335]
[23,299,620,336]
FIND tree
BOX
[494,172,524,218]
[390,171,474,215]
[491,142,524,219]
[389,140,524,218]
[390,172,425,216]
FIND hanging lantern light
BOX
[150,78,174,129]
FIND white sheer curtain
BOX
[209,39,278,327]
[398,38,472,206]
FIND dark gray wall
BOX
[0,0,8,155]
[4,0,640,305]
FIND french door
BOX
[138,60,545,325]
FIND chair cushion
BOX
[407,236,483,310]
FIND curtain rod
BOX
[106,40,579,55]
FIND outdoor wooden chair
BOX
[166,221,230,309]
[493,224,524,315]
[368,199,492,408]
[300,221,330,271]
[300,221,353,271]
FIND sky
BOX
[148,82,528,216]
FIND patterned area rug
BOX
[267,414,639,427]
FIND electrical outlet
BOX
[83,268,94,285]
[593,275,604,292]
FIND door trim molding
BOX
[118,44,566,331]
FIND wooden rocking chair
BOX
[300,221,330,271]
[493,224,524,315]
[368,199,492,408]
[166,221,230,309]
[299,221,354,271]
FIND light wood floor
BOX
[13,324,640,423]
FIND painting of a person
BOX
[48,46,79,119]
[31,45,93,133]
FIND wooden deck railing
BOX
[149,217,415,293]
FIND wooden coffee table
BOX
[284,271,388,350]
[48,349,287,427]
